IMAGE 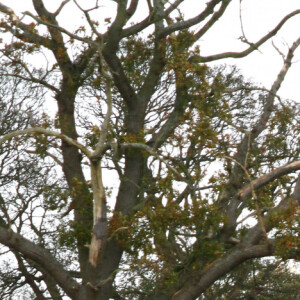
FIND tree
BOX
[0,1,299,299]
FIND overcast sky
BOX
[2,0,300,101]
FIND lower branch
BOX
[0,226,79,298]
[171,244,272,300]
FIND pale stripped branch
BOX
[0,127,91,158]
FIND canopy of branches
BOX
[0,1,299,299]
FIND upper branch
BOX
[121,0,184,38]
[191,9,300,63]
[0,2,17,20]
[126,0,139,20]
[159,0,224,38]
[137,1,166,103]
[102,1,142,108]
[31,0,73,70]
[148,86,190,149]
[0,3,52,48]
[194,0,231,39]
[251,36,300,137]
[23,11,97,46]
[234,35,300,167]
[91,72,113,159]
[105,0,128,50]
[53,0,71,17]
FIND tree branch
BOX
[137,5,166,104]
[170,243,272,300]
[148,86,190,148]
[31,0,75,71]
[160,0,224,38]
[53,0,71,17]
[90,51,113,159]
[0,2,18,20]
[122,142,190,183]
[0,3,52,48]
[121,0,184,38]
[238,160,300,200]
[126,0,139,20]
[15,254,48,300]
[0,127,91,157]
[219,35,300,224]
[191,9,300,63]
[194,0,231,40]
[0,227,79,298]
[23,11,97,46]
